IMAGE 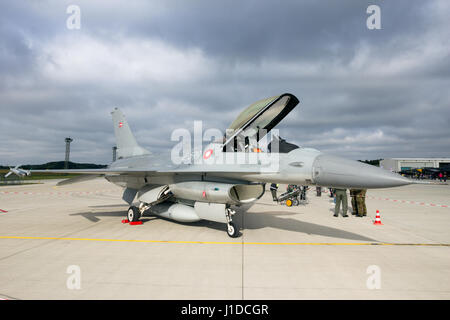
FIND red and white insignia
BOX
[119,122,123,128]
[203,149,213,159]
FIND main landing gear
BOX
[127,206,141,222]
[127,202,151,223]
[225,207,238,238]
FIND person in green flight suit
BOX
[334,188,349,217]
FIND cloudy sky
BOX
[1,0,449,165]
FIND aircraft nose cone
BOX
[312,154,412,189]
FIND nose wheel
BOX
[227,222,238,238]
[225,208,239,238]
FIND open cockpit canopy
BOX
[223,93,299,152]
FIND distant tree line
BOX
[0,161,107,170]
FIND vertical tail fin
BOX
[111,108,150,159]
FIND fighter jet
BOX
[4,165,31,178]
[32,93,413,237]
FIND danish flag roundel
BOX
[119,122,123,128]
[203,149,213,159]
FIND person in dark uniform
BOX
[300,186,308,200]
[316,186,322,197]
[329,188,334,197]
[334,188,349,217]
[270,183,279,201]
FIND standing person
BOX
[356,189,367,217]
[350,189,359,216]
[439,172,443,182]
[316,186,322,197]
[270,183,279,201]
[300,186,308,201]
[329,188,334,197]
[444,173,448,183]
[334,188,349,217]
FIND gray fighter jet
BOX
[33,93,413,237]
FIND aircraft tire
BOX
[227,222,238,238]
[127,206,141,222]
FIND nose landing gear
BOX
[225,207,239,238]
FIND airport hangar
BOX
[380,158,450,172]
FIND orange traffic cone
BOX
[373,210,383,225]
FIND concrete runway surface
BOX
[0,179,449,300]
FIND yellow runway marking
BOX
[0,236,449,246]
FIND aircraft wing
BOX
[31,166,267,186]
[31,165,266,175]
[31,168,155,175]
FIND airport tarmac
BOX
[0,179,449,300]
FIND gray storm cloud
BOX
[0,0,449,165]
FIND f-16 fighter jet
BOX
[33,93,412,237]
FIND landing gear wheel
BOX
[127,206,141,222]
[227,222,238,238]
